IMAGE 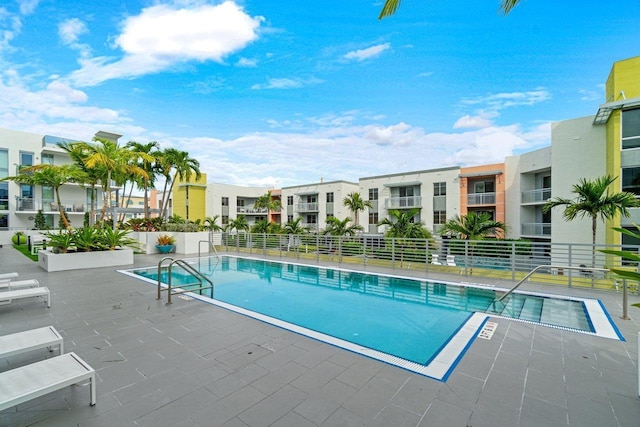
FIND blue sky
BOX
[1,0,639,187]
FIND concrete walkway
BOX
[0,246,638,426]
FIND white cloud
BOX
[251,77,323,90]
[236,57,258,67]
[461,89,551,112]
[343,43,390,62]
[453,115,493,129]
[58,18,87,45]
[67,1,263,86]
[17,0,39,15]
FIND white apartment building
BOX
[359,167,461,235]
[206,183,273,228]
[280,180,360,232]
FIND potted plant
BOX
[11,231,27,245]
[44,230,74,253]
[155,234,176,254]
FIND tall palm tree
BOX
[440,211,506,274]
[126,141,160,218]
[379,0,521,19]
[343,192,373,228]
[377,208,431,239]
[323,217,363,236]
[77,138,152,221]
[203,215,222,232]
[544,174,640,267]
[157,148,201,219]
[229,215,249,233]
[2,164,85,229]
[254,190,282,215]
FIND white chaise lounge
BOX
[0,272,19,282]
[0,279,40,291]
[0,326,63,359]
[0,287,50,308]
[0,352,96,411]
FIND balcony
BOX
[521,188,551,204]
[384,196,422,209]
[467,192,495,205]
[301,222,319,231]
[237,207,268,215]
[296,203,319,212]
[521,223,551,237]
[15,197,87,214]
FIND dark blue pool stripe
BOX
[440,316,489,383]
[597,299,625,342]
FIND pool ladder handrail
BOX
[157,257,214,304]
[198,239,220,259]
[491,264,609,309]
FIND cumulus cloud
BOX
[18,0,39,15]
[58,18,87,45]
[67,1,263,86]
[453,115,493,129]
[343,43,390,62]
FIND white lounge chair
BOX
[0,272,19,282]
[0,287,50,308]
[446,255,457,266]
[0,326,63,359]
[431,254,442,265]
[0,352,96,411]
[0,279,40,291]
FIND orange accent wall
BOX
[458,163,506,226]
[268,189,282,223]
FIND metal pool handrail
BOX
[156,257,214,304]
[494,264,610,305]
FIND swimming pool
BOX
[122,256,623,380]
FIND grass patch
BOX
[632,303,640,309]
[13,244,39,262]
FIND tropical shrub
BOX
[11,231,26,245]
[156,234,176,246]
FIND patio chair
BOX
[0,352,96,411]
[431,254,442,265]
[0,326,63,360]
[0,272,19,282]
[446,255,457,266]
[0,287,50,308]
[73,203,84,212]
[0,278,40,290]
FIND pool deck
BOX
[0,247,639,427]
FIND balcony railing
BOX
[384,196,422,209]
[521,223,551,237]
[296,203,319,212]
[467,192,495,205]
[237,207,268,215]
[15,197,88,213]
[521,188,551,204]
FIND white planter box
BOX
[38,249,134,272]
[130,232,211,255]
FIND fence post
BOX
[392,238,396,270]
[511,241,516,281]
[568,243,573,288]
[622,279,629,320]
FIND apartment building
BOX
[202,182,273,229]
[280,180,359,232]
[0,128,118,231]
[359,167,460,235]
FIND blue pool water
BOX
[126,256,604,377]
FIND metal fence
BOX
[213,232,640,294]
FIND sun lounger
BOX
[0,326,63,359]
[0,287,50,308]
[0,352,96,411]
[0,272,19,282]
[431,254,442,265]
[0,279,40,291]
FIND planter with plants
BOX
[155,234,176,254]
[38,226,137,272]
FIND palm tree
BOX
[323,217,363,236]
[283,217,305,235]
[377,208,432,239]
[2,164,85,229]
[157,148,201,219]
[77,138,152,221]
[544,174,640,267]
[440,211,506,274]
[126,141,160,218]
[203,215,222,232]
[379,0,521,19]
[254,190,282,215]
[343,192,373,228]
[229,215,249,233]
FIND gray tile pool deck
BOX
[0,247,639,427]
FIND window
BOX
[472,180,495,194]
[369,212,378,224]
[622,167,640,195]
[368,188,378,201]
[0,183,8,210]
[433,210,447,224]
[20,151,33,167]
[287,214,294,223]
[622,108,640,149]
[0,213,7,230]
[326,213,334,220]
[307,214,317,224]
[326,192,334,203]
[287,196,293,206]
[237,198,245,207]
[221,197,229,206]
[222,215,229,225]
[42,186,54,203]
[434,182,446,196]
[0,149,8,179]
[42,153,54,165]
